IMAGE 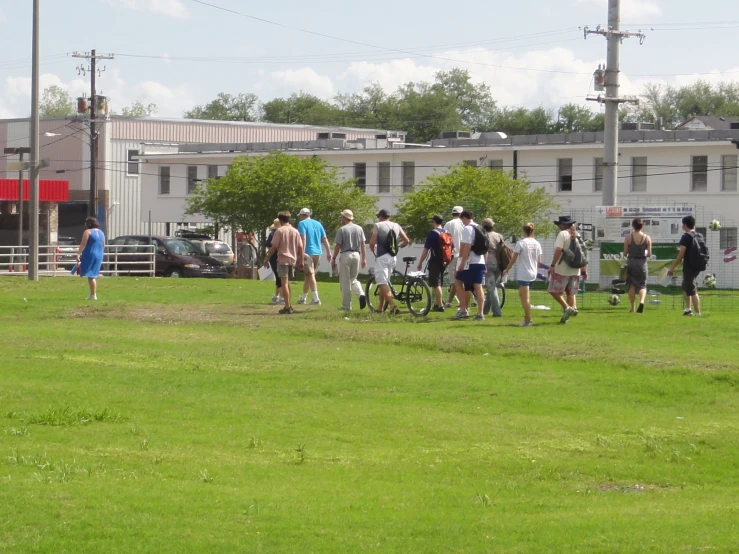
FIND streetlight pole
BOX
[28,0,41,281]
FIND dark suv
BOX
[107,235,227,278]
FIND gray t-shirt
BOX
[485,231,504,268]
[375,221,401,258]
[335,223,366,253]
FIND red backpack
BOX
[435,229,454,266]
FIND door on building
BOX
[58,202,88,243]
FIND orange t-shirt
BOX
[271,224,302,265]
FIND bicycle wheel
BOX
[497,282,506,309]
[406,278,432,317]
[365,275,382,312]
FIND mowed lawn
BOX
[1,277,738,553]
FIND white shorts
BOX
[373,254,396,286]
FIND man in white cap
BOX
[331,209,367,311]
[297,207,331,306]
[443,206,465,307]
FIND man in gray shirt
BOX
[369,208,409,314]
[482,218,504,317]
[331,209,367,311]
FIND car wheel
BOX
[166,268,183,278]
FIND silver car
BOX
[188,239,236,271]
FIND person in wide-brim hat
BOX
[553,215,576,226]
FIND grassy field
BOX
[1,276,738,553]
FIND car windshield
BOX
[206,242,231,254]
[163,239,200,256]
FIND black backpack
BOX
[686,231,709,272]
[561,232,589,269]
[383,223,399,256]
[471,225,490,256]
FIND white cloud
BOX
[271,67,336,98]
[0,8,7,23]
[105,0,189,19]
[577,0,661,19]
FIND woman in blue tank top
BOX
[76,217,105,300]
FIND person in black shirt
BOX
[667,215,702,316]
[417,215,449,312]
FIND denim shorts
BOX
[518,280,534,287]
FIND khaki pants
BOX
[339,252,364,310]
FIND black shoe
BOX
[637,303,644,313]
[682,308,693,316]
[359,295,367,310]
[431,305,445,313]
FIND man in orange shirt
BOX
[263,211,304,314]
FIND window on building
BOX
[402,161,415,193]
[722,154,738,191]
[695,227,707,239]
[378,162,391,193]
[127,149,140,176]
[159,166,170,195]
[187,166,199,195]
[207,165,219,180]
[631,157,648,192]
[593,157,604,192]
[558,158,573,192]
[463,160,477,167]
[489,159,504,172]
[691,155,708,192]
[720,227,738,249]
[354,162,367,191]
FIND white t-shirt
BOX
[554,229,581,277]
[513,237,542,282]
[443,218,465,255]
[460,223,485,267]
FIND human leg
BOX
[473,284,485,317]
[628,285,636,312]
[487,268,502,317]
[87,277,97,300]
[548,273,570,310]
[692,293,701,315]
[518,284,532,323]
[338,255,352,310]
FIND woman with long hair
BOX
[623,217,652,313]
[76,217,105,300]
[502,223,542,327]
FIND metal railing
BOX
[0,245,156,277]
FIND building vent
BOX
[441,131,472,139]
[317,132,347,140]
[621,122,656,131]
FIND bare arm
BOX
[398,228,410,249]
[262,232,279,267]
[549,247,563,274]
[368,226,378,256]
[668,246,686,274]
[322,236,332,261]
[503,252,519,275]
[360,242,367,269]
[77,230,90,259]
[647,236,652,258]
[623,235,630,259]
[417,248,430,270]
[331,242,341,268]
[458,242,471,268]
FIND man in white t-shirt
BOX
[443,206,465,308]
[452,210,486,321]
[548,215,588,324]
[503,222,542,327]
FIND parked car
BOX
[188,239,236,272]
[56,236,78,270]
[106,235,227,278]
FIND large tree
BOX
[395,163,558,241]
[184,92,260,121]
[40,85,75,117]
[185,152,377,254]
[119,99,158,117]
[262,92,341,126]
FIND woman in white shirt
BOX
[502,223,542,327]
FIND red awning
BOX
[0,179,69,202]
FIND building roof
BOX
[675,116,739,131]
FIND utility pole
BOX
[72,49,114,219]
[29,0,40,281]
[584,0,644,206]
[3,147,30,247]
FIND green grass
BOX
[1,276,738,553]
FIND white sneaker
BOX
[298,295,307,305]
[560,306,574,324]
[519,321,533,327]
[86,295,97,301]
[451,309,469,320]
[310,299,321,306]
[271,295,280,304]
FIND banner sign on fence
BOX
[595,205,695,242]
[599,242,682,276]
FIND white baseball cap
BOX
[298,208,311,216]
[452,206,464,215]
[341,209,354,220]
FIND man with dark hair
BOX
[262,211,304,314]
[443,206,465,308]
[417,214,449,312]
[548,215,588,324]
[453,210,486,321]
[667,215,702,316]
[369,208,410,314]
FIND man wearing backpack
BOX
[417,215,453,312]
[452,210,487,321]
[443,206,466,308]
[548,215,588,324]
[667,215,704,316]
[369,209,410,314]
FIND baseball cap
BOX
[298,208,311,216]
[376,208,390,218]
[341,209,354,220]
[452,205,464,215]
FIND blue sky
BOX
[1,0,737,119]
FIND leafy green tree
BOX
[184,92,260,121]
[431,68,498,131]
[395,163,558,241]
[262,92,341,126]
[185,152,377,254]
[491,106,553,136]
[553,103,604,133]
[40,85,75,117]
[119,99,158,117]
